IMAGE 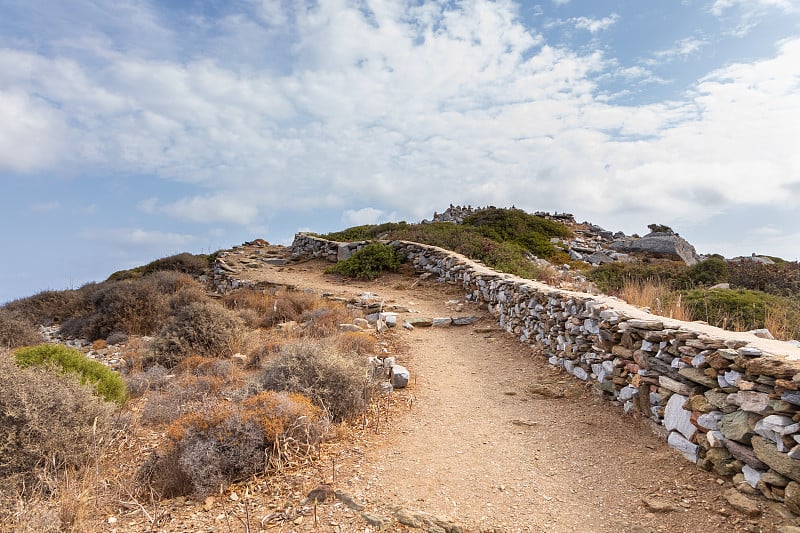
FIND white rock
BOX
[618,385,638,401]
[727,391,770,413]
[707,430,726,448]
[390,365,410,388]
[572,366,588,381]
[668,431,699,463]
[742,465,763,488]
[691,354,706,368]
[697,412,724,431]
[723,370,743,386]
[664,393,696,441]
[756,415,800,436]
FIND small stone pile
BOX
[291,232,800,517]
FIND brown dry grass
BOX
[336,331,377,354]
[619,278,693,321]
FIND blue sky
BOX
[1,0,799,303]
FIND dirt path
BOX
[223,248,790,532]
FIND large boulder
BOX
[609,231,700,265]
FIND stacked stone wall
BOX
[290,232,800,513]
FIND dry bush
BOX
[172,374,228,400]
[336,331,377,355]
[149,302,246,368]
[148,271,203,294]
[619,278,693,321]
[3,285,97,326]
[125,364,171,398]
[106,331,128,344]
[91,339,107,351]
[264,290,321,327]
[0,353,114,495]
[222,288,276,315]
[0,309,43,349]
[60,278,170,341]
[178,355,236,378]
[300,303,353,337]
[167,280,210,312]
[138,392,325,499]
[246,335,286,368]
[259,339,372,421]
[140,391,184,426]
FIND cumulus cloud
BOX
[0,0,798,244]
[342,207,384,226]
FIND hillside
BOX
[2,206,800,531]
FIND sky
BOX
[1,0,799,303]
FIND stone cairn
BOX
[288,232,800,516]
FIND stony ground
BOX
[45,245,800,533]
[185,246,794,533]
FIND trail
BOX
[224,247,786,532]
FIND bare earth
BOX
[199,248,790,533]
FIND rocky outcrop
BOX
[291,232,800,518]
[609,230,701,265]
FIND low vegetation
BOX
[0,246,391,530]
[326,242,403,280]
[148,301,246,368]
[591,257,800,340]
[259,338,374,422]
[138,391,325,499]
[322,207,573,279]
[14,344,128,406]
[0,352,116,495]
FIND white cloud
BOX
[711,0,797,16]
[648,36,709,64]
[160,194,261,225]
[710,0,798,36]
[342,207,384,226]
[0,89,71,172]
[0,0,798,246]
[569,14,619,33]
[80,227,198,248]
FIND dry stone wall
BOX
[290,232,800,514]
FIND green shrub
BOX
[727,260,800,297]
[0,352,114,493]
[326,242,402,280]
[463,207,572,258]
[149,302,245,367]
[0,310,43,348]
[682,288,800,336]
[14,344,128,406]
[320,207,573,277]
[685,257,729,287]
[259,339,372,421]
